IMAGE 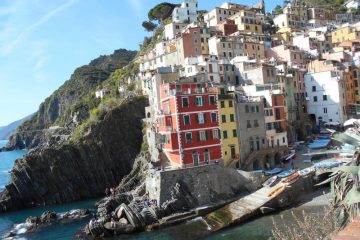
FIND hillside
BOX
[0,114,32,140]
[4,49,137,150]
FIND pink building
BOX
[266,45,305,67]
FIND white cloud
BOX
[2,0,78,54]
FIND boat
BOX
[264,167,283,176]
[267,184,286,198]
[308,139,331,150]
[277,169,295,178]
[262,176,279,187]
[252,170,264,174]
[313,161,342,169]
[298,167,314,176]
[281,172,300,185]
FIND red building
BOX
[158,82,222,167]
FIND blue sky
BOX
[0,0,281,126]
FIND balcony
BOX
[276,128,285,133]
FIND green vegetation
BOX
[142,21,158,32]
[274,5,283,14]
[148,2,178,23]
[69,61,141,142]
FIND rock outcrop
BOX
[0,97,148,212]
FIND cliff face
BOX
[0,97,148,212]
[5,49,137,150]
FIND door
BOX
[193,151,199,166]
[230,146,236,159]
[204,150,210,164]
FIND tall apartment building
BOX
[158,81,222,167]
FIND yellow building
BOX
[230,9,263,33]
[218,87,240,167]
[332,26,360,44]
[275,27,294,43]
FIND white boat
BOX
[262,176,279,187]
[298,167,314,176]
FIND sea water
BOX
[0,140,327,239]
[0,140,97,239]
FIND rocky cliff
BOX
[4,49,137,151]
[0,97,148,212]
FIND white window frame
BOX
[196,96,203,106]
[199,131,206,141]
[198,113,205,124]
[212,129,219,139]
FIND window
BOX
[199,131,206,141]
[223,130,228,139]
[254,120,259,127]
[256,106,259,112]
[182,97,189,107]
[195,96,204,106]
[184,115,190,125]
[312,86,316,92]
[323,107,328,114]
[233,129,237,137]
[230,114,235,122]
[212,129,219,139]
[185,132,192,143]
[323,95,327,101]
[229,100,233,107]
[209,95,216,105]
[220,101,225,108]
[283,137,286,143]
[275,108,281,120]
[197,113,206,124]
[247,120,252,128]
[221,115,226,123]
[211,112,217,122]
[245,105,249,113]
[313,96,318,102]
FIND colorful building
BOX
[158,82,222,167]
[230,8,263,33]
[217,87,240,167]
[331,25,360,44]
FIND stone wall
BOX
[146,164,260,207]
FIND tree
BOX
[274,5,283,15]
[142,21,157,32]
[148,2,178,23]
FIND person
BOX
[105,188,110,197]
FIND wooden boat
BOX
[267,184,286,198]
[281,172,300,185]
[264,167,283,176]
[262,176,279,187]
[277,169,295,178]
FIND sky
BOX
[0,0,282,126]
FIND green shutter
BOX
[202,96,205,105]
[205,131,209,140]
[210,130,213,139]
[195,97,198,106]
[204,114,207,123]
[196,114,199,123]
[197,132,200,141]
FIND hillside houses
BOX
[137,0,360,171]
